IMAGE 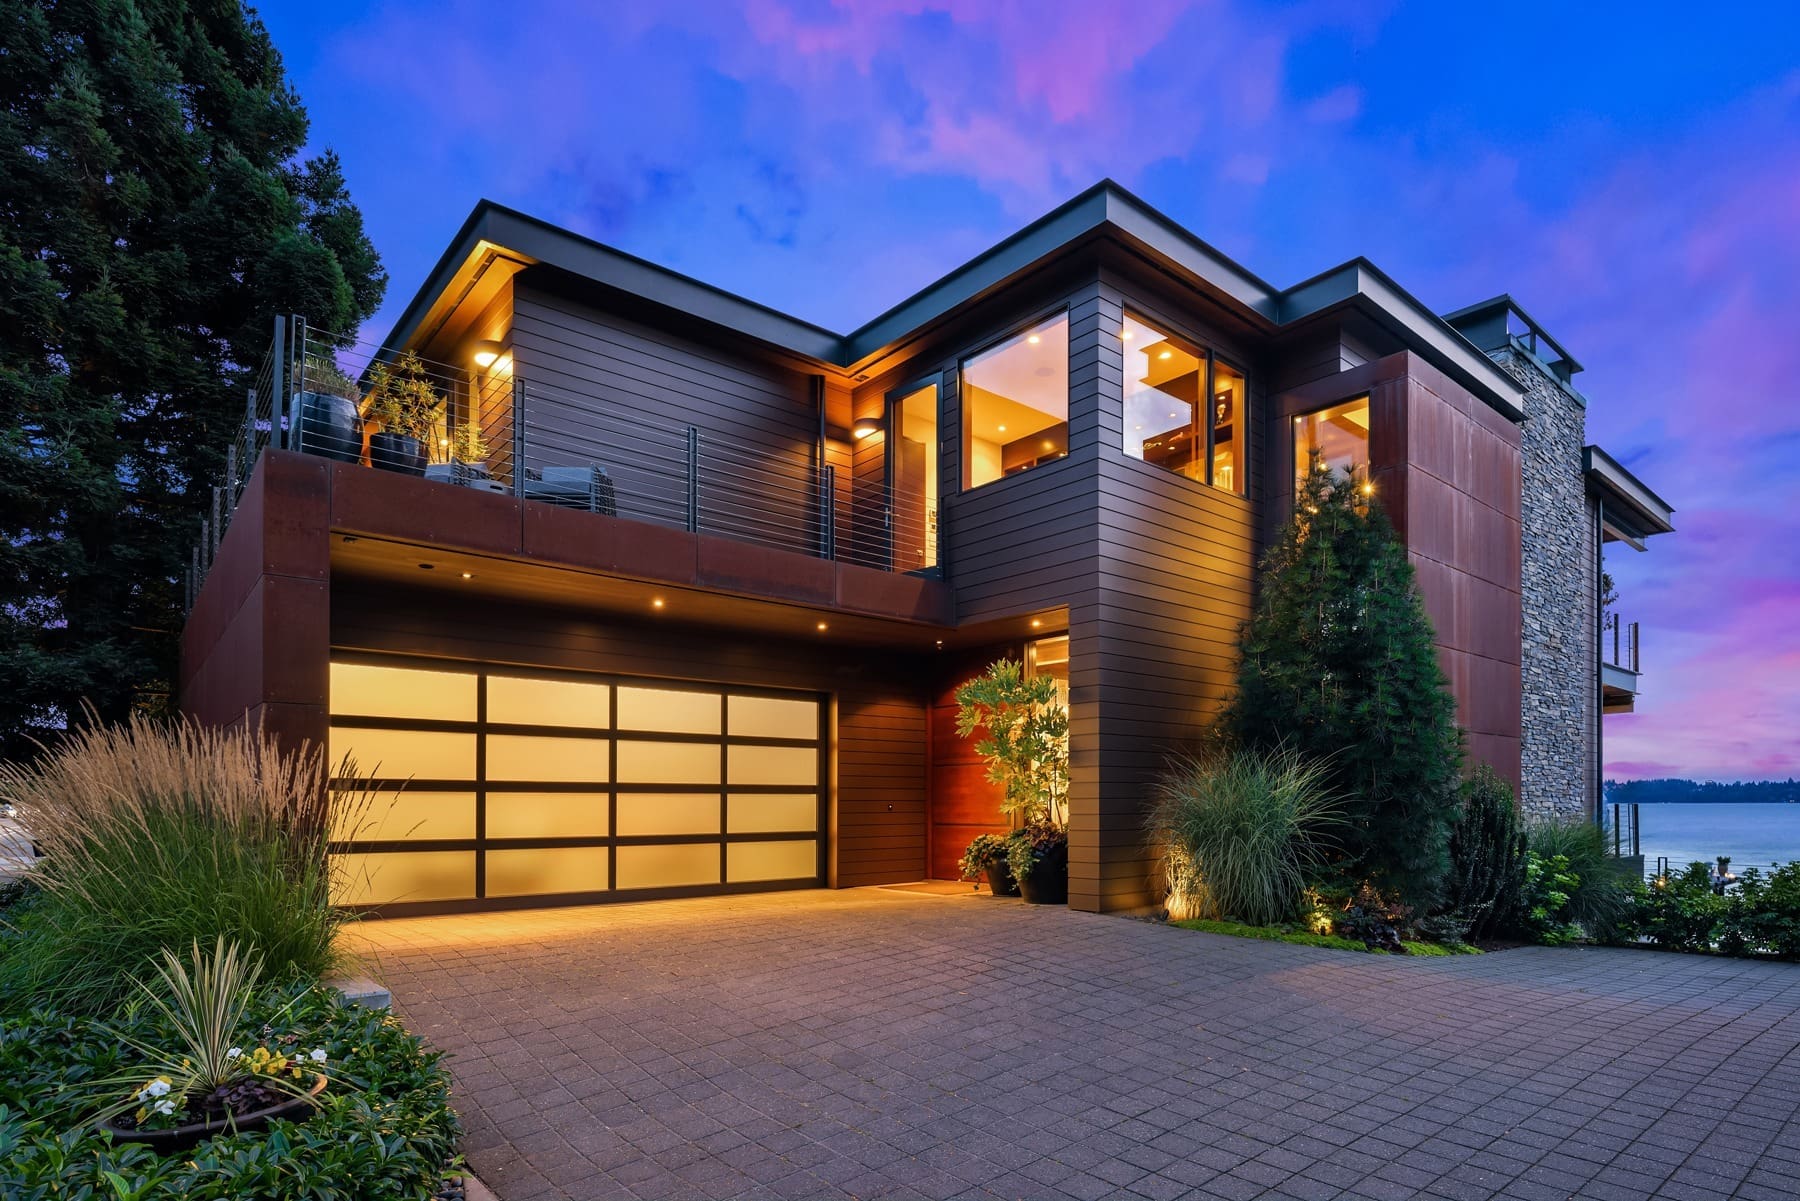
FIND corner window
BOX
[960,312,1068,489]
[1120,313,1247,495]
[1293,395,1370,489]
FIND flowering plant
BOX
[92,937,329,1130]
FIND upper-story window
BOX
[1293,395,1370,490]
[960,312,1068,489]
[1120,313,1247,495]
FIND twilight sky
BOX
[260,0,1800,782]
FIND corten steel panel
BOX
[330,463,524,556]
[698,536,835,607]
[521,500,701,582]
[330,585,929,889]
[927,647,1016,881]
[181,453,333,758]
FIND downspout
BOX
[1593,497,1605,824]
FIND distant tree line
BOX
[1606,779,1800,804]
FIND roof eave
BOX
[1584,444,1676,538]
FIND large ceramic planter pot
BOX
[984,863,1019,897]
[101,1074,327,1154]
[295,392,362,463]
[370,431,427,476]
[1016,842,1069,905]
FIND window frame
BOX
[956,306,1073,493]
[1119,307,1251,498]
[882,374,944,575]
[1290,392,1373,496]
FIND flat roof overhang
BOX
[1603,662,1640,713]
[382,182,1528,422]
[1585,445,1676,549]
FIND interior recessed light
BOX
[651,597,665,610]
[1158,350,1172,360]
[1027,334,1041,345]
[1030,618,1042,628]
[816,621,829,632]
[998,424,1007,433]
[460,571,473,580]
[1120,329,1133,340]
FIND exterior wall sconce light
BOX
[852,417,882,439]
[472,340,503,369]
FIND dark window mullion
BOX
[1203,351,1217,488]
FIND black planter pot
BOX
[1016,842,1069,905]
[984,863,1019,897]
[370,431,427,476]
[101,1074,327,1154]
[295,392,362,463]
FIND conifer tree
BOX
[1223,458,1463,908]
[0,0,385,756]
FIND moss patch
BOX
[1170,918,1477,956]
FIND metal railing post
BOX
[821,466,837,560]
[270,315,289,449]
[1629,621,1640,673]
[290,316,308,453]
[685,427,700,533]
[512,378,526,497]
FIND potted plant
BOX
[293,354,363,463]
[958,832,1019,896]
[363,350,442,476]
[448,418,489,472]
[954,658,1070,904]
[92,937,329,1153]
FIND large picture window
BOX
[960,312,1068,489]
[1294,395,1371,490]
[1120,313,1247,495]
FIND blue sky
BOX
[260,0,1800,780]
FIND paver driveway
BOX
[349,887,1800,1201]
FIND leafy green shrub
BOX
[1520,852,1583,944]
[953,659,1069,826]
[957,833,1012,880]
[1148,747,1342,926]
[1630,862,1723,952]
[1435,766,1527,943]
[1332,882,1408,952]
[1004,822,1068,885]
[0,985,457,1199]
[0,716,375,1017]
[1733,863,1800,958]
[1221,461,1463,910]
[1523,819,1630,941]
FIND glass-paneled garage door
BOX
[326,657,825,911]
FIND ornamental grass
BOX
[0,715,374,1017]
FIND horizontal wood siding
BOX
[511,275,822,555]
[329,585,928,888]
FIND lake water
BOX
[1628,802,1800,875]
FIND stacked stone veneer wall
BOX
[1498,347,1596,822]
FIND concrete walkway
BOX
[348,888,1800,1201]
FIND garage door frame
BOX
[327,652,829,916]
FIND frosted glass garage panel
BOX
[329,727,475,781]
[727,793,818,834]
[727,745,818,786]
[728,840,817,883]
[616,843,720,890]
[485,734,608,783]
[727,695,819,740]
[330,662,477,722]
[617,792,718,836]
[486,793,609,839]
[616,739,720,785]
[616,686,721,735]
[486,847,609,897]
[331,851,474,906]
[487,674,611,729]
[331,789,475,842]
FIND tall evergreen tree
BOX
[0,0,385,757]
[1223,459,1464,908]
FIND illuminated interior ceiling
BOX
[962,316,1069,442]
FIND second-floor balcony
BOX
[1602,611,1641,714]
[192,318,940,619]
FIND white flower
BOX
[309,1048,328,1063]
[144,1079,170,1098]
[226,1047,243,1059]
[153,1099,176,1116]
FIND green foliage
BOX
[1148,747,1344,926]
[954,659,1068,826]
[1629,863,1722,953]
[363,351,444,441]
[300,354,360,401]
[1625,860,1800,958]
[0,717,374,1016]
[1221,460,1463,910]
[0,2,386,757]
[1171,918,1371,953]
[1004,823,1068,884]
[956,833,1011,879]
[0,985,457,1199]
[1524,819,1630,940]
[1436,766,1528,942]
[448,418,489,465]
[1520,852,1582,945]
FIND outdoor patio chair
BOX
[524,465,617,516]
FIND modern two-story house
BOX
[179,181,1672,916]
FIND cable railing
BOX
[187,317,939,607]
[1603,612,1640,672]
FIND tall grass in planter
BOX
[1149,747,1343,926]
[0,715,373,1016]
[1520,818,1631,942]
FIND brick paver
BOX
[348,888,1800,1200]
